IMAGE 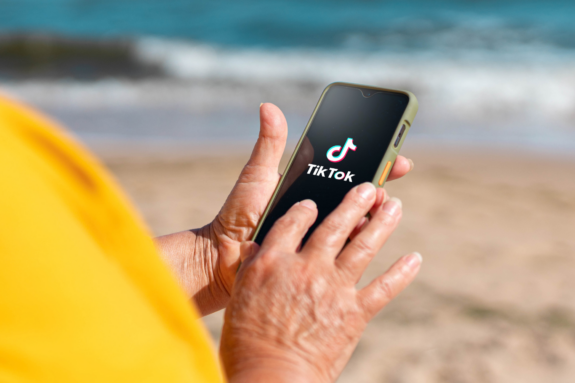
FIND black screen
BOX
[255,84,409,245]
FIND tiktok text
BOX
[307,164,355,182]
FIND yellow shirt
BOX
[0,94,223,382]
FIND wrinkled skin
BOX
[221,184,422,383]
[155,103,415,316]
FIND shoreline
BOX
[3,77,574,162]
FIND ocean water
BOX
[2,0,575,52]
[1,0,574,150]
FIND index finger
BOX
[302,182,376,260]
[260,199,318,252]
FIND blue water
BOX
[1,0,574,53]
[2,0,575,151]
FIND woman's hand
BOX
[155,103,415,316]
[221,182,422,383]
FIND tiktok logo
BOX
[326,138,356,162]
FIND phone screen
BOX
[255,84,409,245]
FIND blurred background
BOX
[2,1,575,382]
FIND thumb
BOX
[242,103,288,182]
[215,103,287,243]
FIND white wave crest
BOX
[132,37,575,127]
[3,37,575,150]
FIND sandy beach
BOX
[95,141,575,383]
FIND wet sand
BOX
[100,142,575,383]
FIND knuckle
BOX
[376,210,400,228]
[350,236,374,256]
[397,261,413,279]
[346,192,369,209]
[253,249,279,269]
[321,217,347,235]
[238,164,264,183]
[378,278,396,301]
[275,215,299,231]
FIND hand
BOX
[220,182,422,383]
[155,104,415,316]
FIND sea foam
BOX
[2,37,575,150]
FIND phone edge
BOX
[369,86,419,188]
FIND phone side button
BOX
[394,124,407,148]
[378,161,392,186]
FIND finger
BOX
[337,197,402,281]
[349,217,368,241]
[261,200,318,252]
[241,103,288,183]
[358,252,422,320]
[350,189,387,240]
[369,188,388,217]
[387,156,413,181]
[303,182,376,259]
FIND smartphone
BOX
[253,82,418,246]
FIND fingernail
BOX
[260,103,264,108]
[382,197,402,216]
[405,252,422,269]
[300,199,316,210]
[357,182,376,200]
[408,159,414,171]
